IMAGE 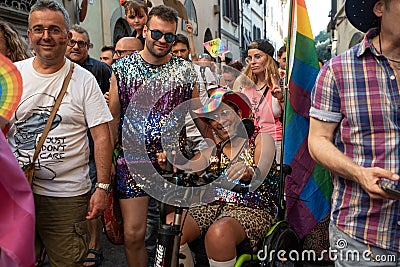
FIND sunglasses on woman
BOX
[149,29,176,43]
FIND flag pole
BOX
[277,0,295,221]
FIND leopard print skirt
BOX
[188,202,274,250]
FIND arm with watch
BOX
[86,122,113,220]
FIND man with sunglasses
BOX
[109,34,164,267]
[108,5,203,267]
[7,1,113,266]
[65,24,112,267]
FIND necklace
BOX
[378,33,400,70]
[255,83,267,92]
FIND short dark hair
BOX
[101,45,115,53]
[277,45,286,57]
[29,0,70,31]
[70,24,90,43]
[147,5,178,27]
[173,34,189,49]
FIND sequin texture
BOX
[207,141,279,215]
[112,52,197,199]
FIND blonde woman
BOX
[240,39,284,163]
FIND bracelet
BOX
[241,166,253,184]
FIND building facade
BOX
[0,0,35,39]
[329,0,362,56]
[0,0,287,62]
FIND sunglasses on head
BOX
[199,53,211,59]
[149,29,176,43]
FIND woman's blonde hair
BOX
[243,41,279,88]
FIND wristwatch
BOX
[95,182,111,193]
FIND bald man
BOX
[113,37,143,60]
[104,37,144,104]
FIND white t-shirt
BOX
[185,64,216,137]
[8,58,113,197]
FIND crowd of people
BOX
[0,0,399,267]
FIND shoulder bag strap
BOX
[255,84,269,112]
[31,61,75,163]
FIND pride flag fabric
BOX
[0,132,35,267]
[0,54,22,121]
[283,0,332,238]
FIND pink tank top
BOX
[241,87,282,141]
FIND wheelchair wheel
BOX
[260,221,302,267]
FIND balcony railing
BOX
[0,0,36,13]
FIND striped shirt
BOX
[310,29,400,252]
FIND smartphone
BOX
[381,179,400,197]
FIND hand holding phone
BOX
[381,179,400,197]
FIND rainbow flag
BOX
[0,132,35,267]
[283,0,332,238]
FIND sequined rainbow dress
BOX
[112,52,197,199]
[206,140,279,215]
[188,139,280,248]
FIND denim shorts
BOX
[329,222,400,267]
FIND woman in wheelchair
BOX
[157,88,279,267]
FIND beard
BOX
[145,40,172,58]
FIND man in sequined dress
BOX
[108,5,203,267]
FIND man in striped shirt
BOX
[309,0,400,266]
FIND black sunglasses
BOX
[149,29,176,43]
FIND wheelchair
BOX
[234,164,302,267]
[177,165,302,267]
[234,220,302,267]
[159,164,302,267]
